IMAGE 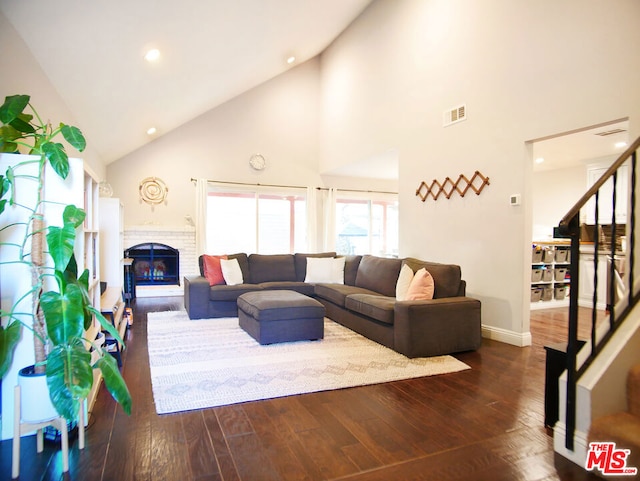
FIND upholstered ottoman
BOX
[237,290,325,344]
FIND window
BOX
[206,187,306,254]
[203,183,397,257]
[335,194,398,257]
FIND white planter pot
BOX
[18,365,59,423]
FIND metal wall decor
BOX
[139,177,169,209]
[416,171,490,201]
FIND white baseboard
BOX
[553,421,589,469]
[136,285,183,298]
[481,325,532,347]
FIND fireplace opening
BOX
[124,243,180,286]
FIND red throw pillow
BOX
[405,267,435,300]
[202,254,228,286]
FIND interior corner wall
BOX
[106,57,323,228]
[319,0,640,341]
[0,11,105,180]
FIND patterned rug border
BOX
[147,310,470,414]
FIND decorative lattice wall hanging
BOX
[139,177,169,210]
[416,171,490,201]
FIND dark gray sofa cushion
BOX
[354,255,402,297]
[258,281,315,297]
[345,294,395,325]
[314,283,380,308]
[293,252,336,281]
[248,254,296,284]
[228,253,250,283]
[209,283,262,301]
[343,255,362,286]
[237,290,324,322]
[403,258,462,299]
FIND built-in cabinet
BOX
[531,242,571,310]
[99,198,124,290]
[577,249,608,310]
[584,163,628,225]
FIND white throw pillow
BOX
[396,264,414,301]
[305,257,345,284]
[220,258,244,285]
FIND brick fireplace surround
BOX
[124,225,197,297]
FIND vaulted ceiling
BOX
[1,0,373,164]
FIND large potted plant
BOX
[0,94,131,428]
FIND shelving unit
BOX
[0,154,101,441]
[531,242,571,310]
[82,167,102,346]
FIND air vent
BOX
[443,104,467,127]
[594,128,627,137]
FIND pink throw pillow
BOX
[405,267,434,300]
[202,254,228,286]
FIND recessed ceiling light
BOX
[144,48,161,62]
[535,157,545,164]
[146,127,157,136]
[286,56,296,65]
[615,141,628,149]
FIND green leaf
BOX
[0,321,22,378]
[41,283,85,346]
[6,166,15,205]
[77,269,94,330]
[0,124,22,153]
[9,113,35,134]
[47,223,76,273]
[96,353,131,415]
[46,340,93,420]
[89,306,125,346]
[0,140,18,153]
[0,124,23,141]
[0,174,9,195]
[41,141,69,179]
[0,94,29,124]
[60,124,86,152]
[0,173,10,214]
[62,204,86,229]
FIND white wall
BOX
[319,0,640,343]
[532,165,586,241]
[0,12,105,180]
[107,58,325,227]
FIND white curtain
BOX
[323,188,337,252]
[306,186,319,252]
[195,178,208,256]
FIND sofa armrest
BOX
[394,296,481,358]
[184,276,211,319]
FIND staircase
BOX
[554,134,640,467]
[588,364,640,475]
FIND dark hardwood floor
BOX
[1,298,605,480]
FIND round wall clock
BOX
[249,153,266,171]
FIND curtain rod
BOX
[190,178,397,195]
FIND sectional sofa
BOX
[183,252,482,358]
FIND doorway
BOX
[529,119,629,312]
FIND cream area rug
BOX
[146,310,470,415]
